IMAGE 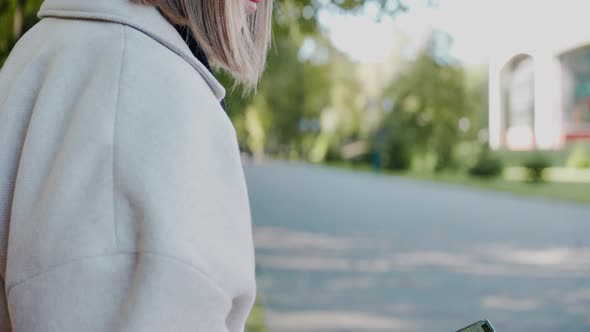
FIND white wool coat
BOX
[0,0,256,331]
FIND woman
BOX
[0,0,272,331]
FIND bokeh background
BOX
[2,0,590,331]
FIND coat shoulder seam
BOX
[6,251,232,304]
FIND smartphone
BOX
[456,320,495,332]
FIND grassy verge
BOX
[245,295,269,332]
[324,161,590,205]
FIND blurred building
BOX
[488,1,590,150]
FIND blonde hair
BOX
[133,0,273,94]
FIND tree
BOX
[381,49,472,172]
[220,0,337,159]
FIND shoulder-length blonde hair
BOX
[133,0,273,94]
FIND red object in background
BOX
[566,133,590,140]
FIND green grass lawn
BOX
[323,161,590,205]
[245,295,269,332]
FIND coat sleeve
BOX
[108,80,258,332]
[6,84,257,332]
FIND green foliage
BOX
[0,0,44,67]
[381,134,411,170]
[381,51,474,172]
[468,145,503,179]
[464,64,489,137]
[372,119,412,171]
[566,142,590,169]
[453,141,480,170]
[245,295,269,332]
[494,148,567,167]
[217,0,411,161]
[218,0,345,159]
[523,152,551,183]
[256,37,332,157]
[320,53,366,158]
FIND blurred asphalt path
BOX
[243,159,590,332]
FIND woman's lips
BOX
[246,0,257,14]
[249,0,261,3]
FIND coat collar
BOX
[37,0,226,102]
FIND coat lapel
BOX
[173,24,228,112]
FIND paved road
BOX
[243,160,590,332]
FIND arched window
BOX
[560,45,590,140]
